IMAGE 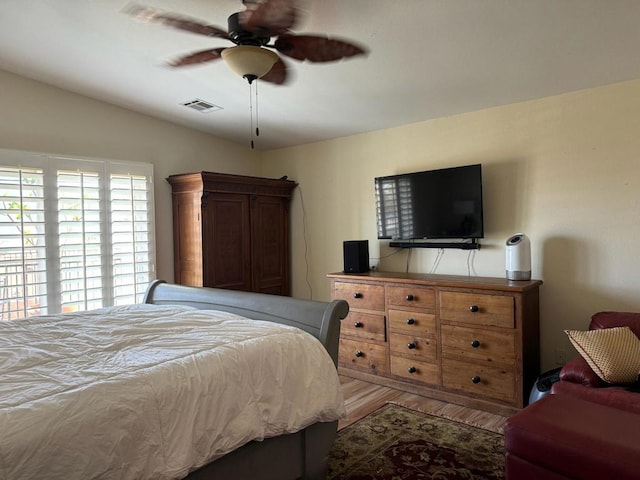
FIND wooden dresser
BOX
[167,172,297,295]
[328,271,542,415]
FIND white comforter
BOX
[0,304,345,480]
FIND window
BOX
[0,149,155,320]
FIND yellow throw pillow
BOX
[565,326,640,384]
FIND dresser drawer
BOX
[334,282,385,312]
[439,292,514,328]
[389,332,437,361]
[388,309,436,335]
[391,356,440,384]
[442,358,515,403]
[341,311,386,342]
[441,324,515,364]
[339,338,389,374]
[387,285,435,309]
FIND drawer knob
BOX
[406,318,415,325]
[469,305,479,313]
[407,342,416,350]
[471,375,481,384]
[471,339,481,348]
[354,321,363,328]
[353,292,363,299]
[408,366,417,374]
[406,294,415,301]
[355,350,364,358]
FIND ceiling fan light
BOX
[221,45,278,79]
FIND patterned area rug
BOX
[326,403,505,480]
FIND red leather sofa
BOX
[504,311,640,479]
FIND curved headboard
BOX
[143,280,349,366]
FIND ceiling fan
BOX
[126,0,368,85]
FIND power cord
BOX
[429,248,445,274]
[467,249,478,276]
[296,184,313,299]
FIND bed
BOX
[0,280,349,480]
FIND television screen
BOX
[375,164,484,240]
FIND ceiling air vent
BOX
[182,99,223,113]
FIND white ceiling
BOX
[1,1,640,150]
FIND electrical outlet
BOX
[554,349,567,365]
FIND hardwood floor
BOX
[339,375,508,433]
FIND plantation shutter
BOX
[0,150,155,320]
[57,170,104,312]
[110,170,153,305]
[0,166,48,320]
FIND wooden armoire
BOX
[167,171,297,295]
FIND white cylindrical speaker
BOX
[506,233,531,280]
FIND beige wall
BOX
[0,69,259,282]
[261,78,640,371]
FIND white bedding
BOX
[0,304,346,480]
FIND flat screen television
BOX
[375,164,484,242]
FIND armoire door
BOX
[250,195,290,295]
[202,192,252,291]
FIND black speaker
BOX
[343,240,370,273]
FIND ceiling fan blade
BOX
[168,48,226,67]
[125,3,229,39]
[274,34,367,62]
[240,0,298,37]
[260,56,289,85]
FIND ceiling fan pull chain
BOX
[249,80,255,149]
[255,79,260,138]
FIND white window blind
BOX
[0,166,47,319]
[57,169,103,312]
[0,150,155,320]
[110,172,153,306]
